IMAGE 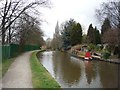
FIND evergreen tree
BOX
[87,24,96,44]
[61,19,83,50]
[61,19,76,50]
[94,27,101,44]
[101,18,111,35]
[101,18,111,43]
[70,23,82,46]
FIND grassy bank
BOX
[30,51,61,88]
[2,58,15,77]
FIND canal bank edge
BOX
[70,52,120,64]
[30,50,61,88]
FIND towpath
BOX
[2,51,33,88]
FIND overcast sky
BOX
[39,0,106,40]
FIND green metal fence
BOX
[2,45,10,59]
[1,44,40,60]
[0,45,2,61]
[24,45,40,51]
[10,44,20,58]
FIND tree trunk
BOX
[2,28,5,45]
[118,30,120,58]
[8,21,11,44]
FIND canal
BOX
[37,51,119,88]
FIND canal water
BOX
[37,51,119,88]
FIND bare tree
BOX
[14,12,44,47]
[0,0,50,45]
[96,0,120,28]
[103,28,119,51]
[96,0,120,58]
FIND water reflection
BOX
[52,51,81,87]
[37,51,118,88]
[98,62,118,88]
[85,61,96,84]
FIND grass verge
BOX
[30,51,61,88]
[2,58,15,77]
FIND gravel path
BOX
[2,51,33,88]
